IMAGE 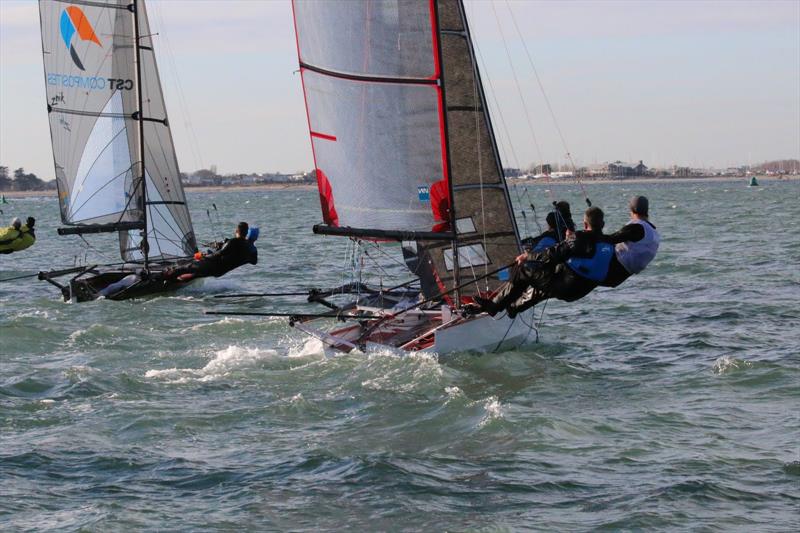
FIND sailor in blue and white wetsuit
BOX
[474,198,660,318]
[601,195,660,288]
[475,206,614,318]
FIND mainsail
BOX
[293,0,520,299]
[39,0,196,263]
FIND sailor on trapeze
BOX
[164,221,258,281]
[472,196,660,317]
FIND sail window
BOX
[443,244,490,271]
[456,217,476,234]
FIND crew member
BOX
[164,221,257,280]
[0,216,36,254]
[601,195,660,287]
[473,207,615,317]
[521,200,575,252]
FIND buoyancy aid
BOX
[532,235,557,252]
[0,225,35,253]
[566,241,614,281]
[615,219,660,274]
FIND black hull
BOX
[39,265,194,303]
[67,271,193,303]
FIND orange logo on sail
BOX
[60,6,102,71]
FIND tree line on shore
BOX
[0,166,56,192]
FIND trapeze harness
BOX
[615,219,660,274]
[0,226,35,254]
[565,241,615,281]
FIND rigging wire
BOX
[503,0,592,206]
[489,1,545,170]
[150,2,205,170]
[471,29,533,237]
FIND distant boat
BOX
[36,0,198,302]
[749,176,759,187]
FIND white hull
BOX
[293,305,536,356]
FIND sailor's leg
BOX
[490,261,555,310]
[506,286,550,318]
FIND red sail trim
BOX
[428,0,441,80]
[291,2,326,227]
[435,85,450,213]
[315,168,339,227]
[310,131,337,142]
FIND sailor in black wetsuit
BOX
[473,207,615,317]
[601,196,660,287]
[521,200,575,253]
[165,221,258,280]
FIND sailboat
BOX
[287,0,536,354]
[36,0,198,302]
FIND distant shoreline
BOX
[1,174,796,198]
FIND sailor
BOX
[472,207,614,317]
[521,200,575,253]
[164,221,258,280]
[601,195,660,288]
[0,216,36,254]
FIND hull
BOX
[67,270,194,302]
[39,266,194,303]
[293,305,536,356]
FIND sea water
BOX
[1,180,798,530]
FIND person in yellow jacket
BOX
[0,216,36,254]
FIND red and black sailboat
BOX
[288,0,536,353]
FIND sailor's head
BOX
[26,216,35,228]
[583,206,605,232]
[629,195,649,218]
[550,200,575,232]
[236,221,249,238]
[10,217,21,230]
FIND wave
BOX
[145,345,279,383]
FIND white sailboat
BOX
[287,0,535,354]
[37,0,198,302]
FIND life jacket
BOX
[566,241,614,281]
[0,225,35,253]
[615,219,660,274]
[246,226,259,264]
[532,235,557,252]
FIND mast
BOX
[131,0,149,267]
[432,0,461,305]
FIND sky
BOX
[1,0,798,180]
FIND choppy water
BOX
[1,180,798,531]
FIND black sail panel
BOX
[417,0,520,300]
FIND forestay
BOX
[39,0,196,262]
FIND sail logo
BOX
[60,6,101,71]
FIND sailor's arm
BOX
[608,223,644,245]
